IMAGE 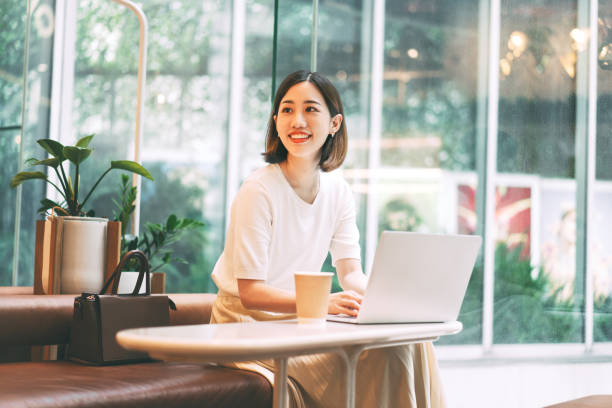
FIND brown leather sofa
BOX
[0,288,272,408]
[544,395,612,408]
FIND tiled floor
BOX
[439,361,612,407]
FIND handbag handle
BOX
[100,250,151,295]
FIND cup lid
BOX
[294,271,334,276]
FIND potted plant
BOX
[10,135,153,293]
[112,174,205,293]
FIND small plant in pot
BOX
[112,174,205,293]
[9,135,154,293]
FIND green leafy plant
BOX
[113,174,138,237]
[113,174,205,272]
[9,135,154,217]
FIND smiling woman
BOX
[274,81,341,158]
[263,70,348,172]
[209,70,446,408]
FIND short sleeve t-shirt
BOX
[211,163,361,296]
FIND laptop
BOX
[327,231,482,324]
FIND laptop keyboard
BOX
[327,314,358,323]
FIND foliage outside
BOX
[112,174,205,273]
[437,242,578,345]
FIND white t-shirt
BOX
[212,163,361,296]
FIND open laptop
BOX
[327,231,482,324]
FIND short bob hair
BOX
[262,70,348,172]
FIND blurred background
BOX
[2,0,612,406]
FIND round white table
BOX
[117,320,462,408]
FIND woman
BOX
[211,70,446,407]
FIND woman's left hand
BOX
[328,290,363,316]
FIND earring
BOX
[328,133,335,138]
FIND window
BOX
[494,0,583,344]
[71,0,231,292]
[3,0,611,355]
[594,2,612,343]
[0,0,54,286]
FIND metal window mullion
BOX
[482,0,501,352]
[584,0,598,351]
[271,0,279,100]
[224,0,246,231]
[0,125,22,131]
[358,0,373,145]
[574,0,591,349]
[355,0,374,266]
[474,0,490,351]
[311,0,318,71]
[365,0,384,273]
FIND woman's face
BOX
[274,81,342,164]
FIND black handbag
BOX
[68,250,176,365]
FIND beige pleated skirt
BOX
[211,291,447,408]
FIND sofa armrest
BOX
[166,293,216,325]
[0,293,217,347]
[0,286,34,295]
[0,295,74,346]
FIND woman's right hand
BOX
[328,290,363,316]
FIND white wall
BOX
[440,361,612,407]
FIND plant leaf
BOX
[181,218,205,228]
[111,161,154,180]
[173,257,188,264]
[10,171,47,188]
[76,134,95,148]
[37,139,65,159]
[166,214,178,230]
[31,157,61,168]
[126,237,139,251]
[146,222,162,232]
[63,146,92,165]
[25,157,39,167]
[38,198,63,214]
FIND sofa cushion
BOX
[0,361,272,408]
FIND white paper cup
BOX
[294,272,333,324]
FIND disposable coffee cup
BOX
[294,272,333,324]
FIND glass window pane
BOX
[17,132,48,287]
[381,0,482,345]
[495,0,582,343]
[74,0,230,292]
[0,130,19,286]
[274,0,313,88]
[0,1,26,128]
[18,0,55,286]
[316,0,371,290]
[239,0,275,180]
[0,0,55,286]
[594,3,612,342]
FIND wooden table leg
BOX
[273,357,289,408]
